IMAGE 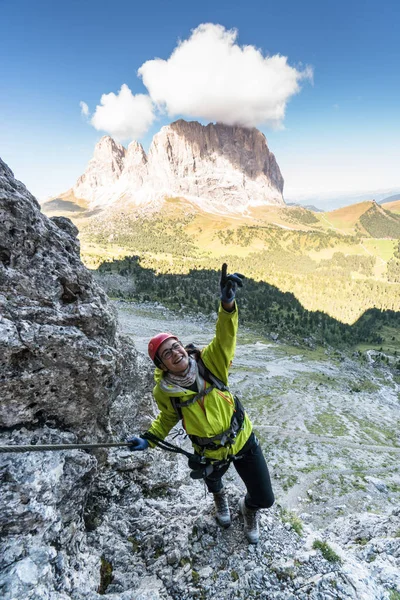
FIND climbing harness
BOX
[189,396,244,450]
[142,430,240,480]
[170,345,245,450]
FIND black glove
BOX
[126,435,149,451]
[220,263,244,303]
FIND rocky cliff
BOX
[0,157,155,598]
[0,156,125,437]
[73,137,127,208]
[71,120,285,213]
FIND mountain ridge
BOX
[380,193,400,204]
[52,119,285,214]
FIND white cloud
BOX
[90,84,155,141]
[139,23,313,128]
[80,101,89,117]
[82,24,312,139]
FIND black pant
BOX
[204,433,275,510]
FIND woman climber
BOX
[127,264,274,544]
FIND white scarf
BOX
[164,357,198,388]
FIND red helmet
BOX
[148,332,178,363]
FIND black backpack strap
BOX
[197,357,229,392]
[171,397,183,420]
[184,344,229,391]
[171,384,217,418]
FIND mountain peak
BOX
[73,137,126,204]
[72,119,285,212]
[96,134,114,145]
[93,136,126,158]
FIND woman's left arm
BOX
[201,302,239,384]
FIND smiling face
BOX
[157,339,189,374]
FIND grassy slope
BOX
[318,201,373,234]
[384,199,400,214]
[185,202,393,282]
[41,196,400,324]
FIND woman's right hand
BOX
[126,436,149,451]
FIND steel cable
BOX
[0,442,131,453]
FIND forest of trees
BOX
[387,241,400,283]
[359,205,400,238]
[96,256,400,350]
[215,224,358,252]
[82,212,199,258]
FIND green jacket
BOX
[147,302,253,461]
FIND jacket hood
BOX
[154,368,164,384]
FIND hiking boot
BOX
[239,497,259,544]
[213,490,231,528]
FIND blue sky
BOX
[1,0,399,207]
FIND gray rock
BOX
[0,157,123,437]
[365,477,388,494]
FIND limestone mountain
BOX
[64,120,285,214]
[73,136,127,207]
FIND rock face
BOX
[73,136,127,207]
[72,120,285,213]
[0,157,122,437]
[0,157,154,599]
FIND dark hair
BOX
[154,353,163,368]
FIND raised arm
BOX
[201,264,244,384]
[220,262,244,312]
